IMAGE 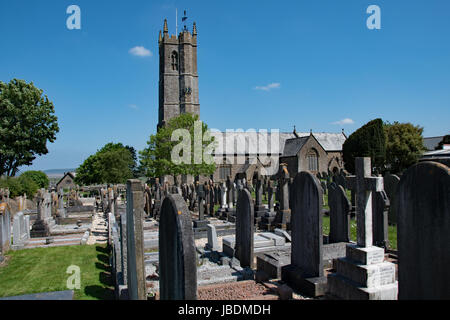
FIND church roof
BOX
[282,136,310,157]
[423,136,444,151]
[210,131,346,155]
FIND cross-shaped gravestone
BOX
[346,157,383,247]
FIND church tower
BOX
[158,19,200,129]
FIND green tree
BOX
[0,176,38,198]
[343,118,386,174]
[0,79,59,176]
[384,121,426,174]
[20,171,49,189]
[139,113,216,179]
[75,143,135,185]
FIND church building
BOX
[157,19,346,183]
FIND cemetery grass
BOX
[0,244,114,300]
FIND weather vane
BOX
[182,10,188,31]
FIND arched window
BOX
[171,51,178,71]
[307,149,319,172]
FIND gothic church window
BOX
[307,149,319,172]
[219,165,231,180]
[171,51,178,71]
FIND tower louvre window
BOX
[171,51,178,71]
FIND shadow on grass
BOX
[95,262,110,272]
[96,245,110,254]
[97,254,109,265]
[84,285,115,300]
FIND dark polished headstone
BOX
[282,171,326,297]
[235,189,255,269]
[397,162,450,300]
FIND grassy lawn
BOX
[0,244,114,300]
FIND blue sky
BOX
[0,0,449,171]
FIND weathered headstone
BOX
[282,171,326,297]
[396,162,450,299]
[328,157,398,300]
[126,180,146,300]
[0,203,11,257]
[235,189,255,269]
[159,194,197,300]
[12,211,29,249]
[372,190,389,248]
[275,163,291,230]
[328,182,351,243]
[384,173,400,225]
[206,224,219,251]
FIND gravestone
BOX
[384,174,400,225]
[328,182,351,243]
[30,190,51,238]
[126,180,146,300]
[235,189,255,269]
[372,190,389,249]
[206,224,219,251]
[396,162,450,299]
[275,163,291,230]
[159,194,197,300]
[209,182,215,216]
[328,158,398,300]
[12,211,29,249]
[120,212,128,287]
[0,203,11,257]
[282,171,327,297]
[58,189,66,218]
[254,172,266,222]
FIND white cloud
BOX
[332,118,355,126]
[254,82,281,91]
[128,104,139,110]
[129,46,152,57]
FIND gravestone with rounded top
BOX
[328,182,351,243]
[159,194,197,300]
[384,173,400,225]
[282,171,327,297]
[397,162,450,299]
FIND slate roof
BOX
[282,137,310,157]
[423,136,444,151]
[211,131,346,155]
[56,172,76,187]
[422,149,450,158]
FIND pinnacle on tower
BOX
[159,30,162,43]
[193,22,197,35]
[163,19,168,34]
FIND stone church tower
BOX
[158,19,200,129]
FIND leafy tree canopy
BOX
[0,79,59,177]
[20,171,49,189]
[139,113,216,179]
[343,118,386,174]
[0,175,39,198]
[384,121,425,174]
[75,142,136,185]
